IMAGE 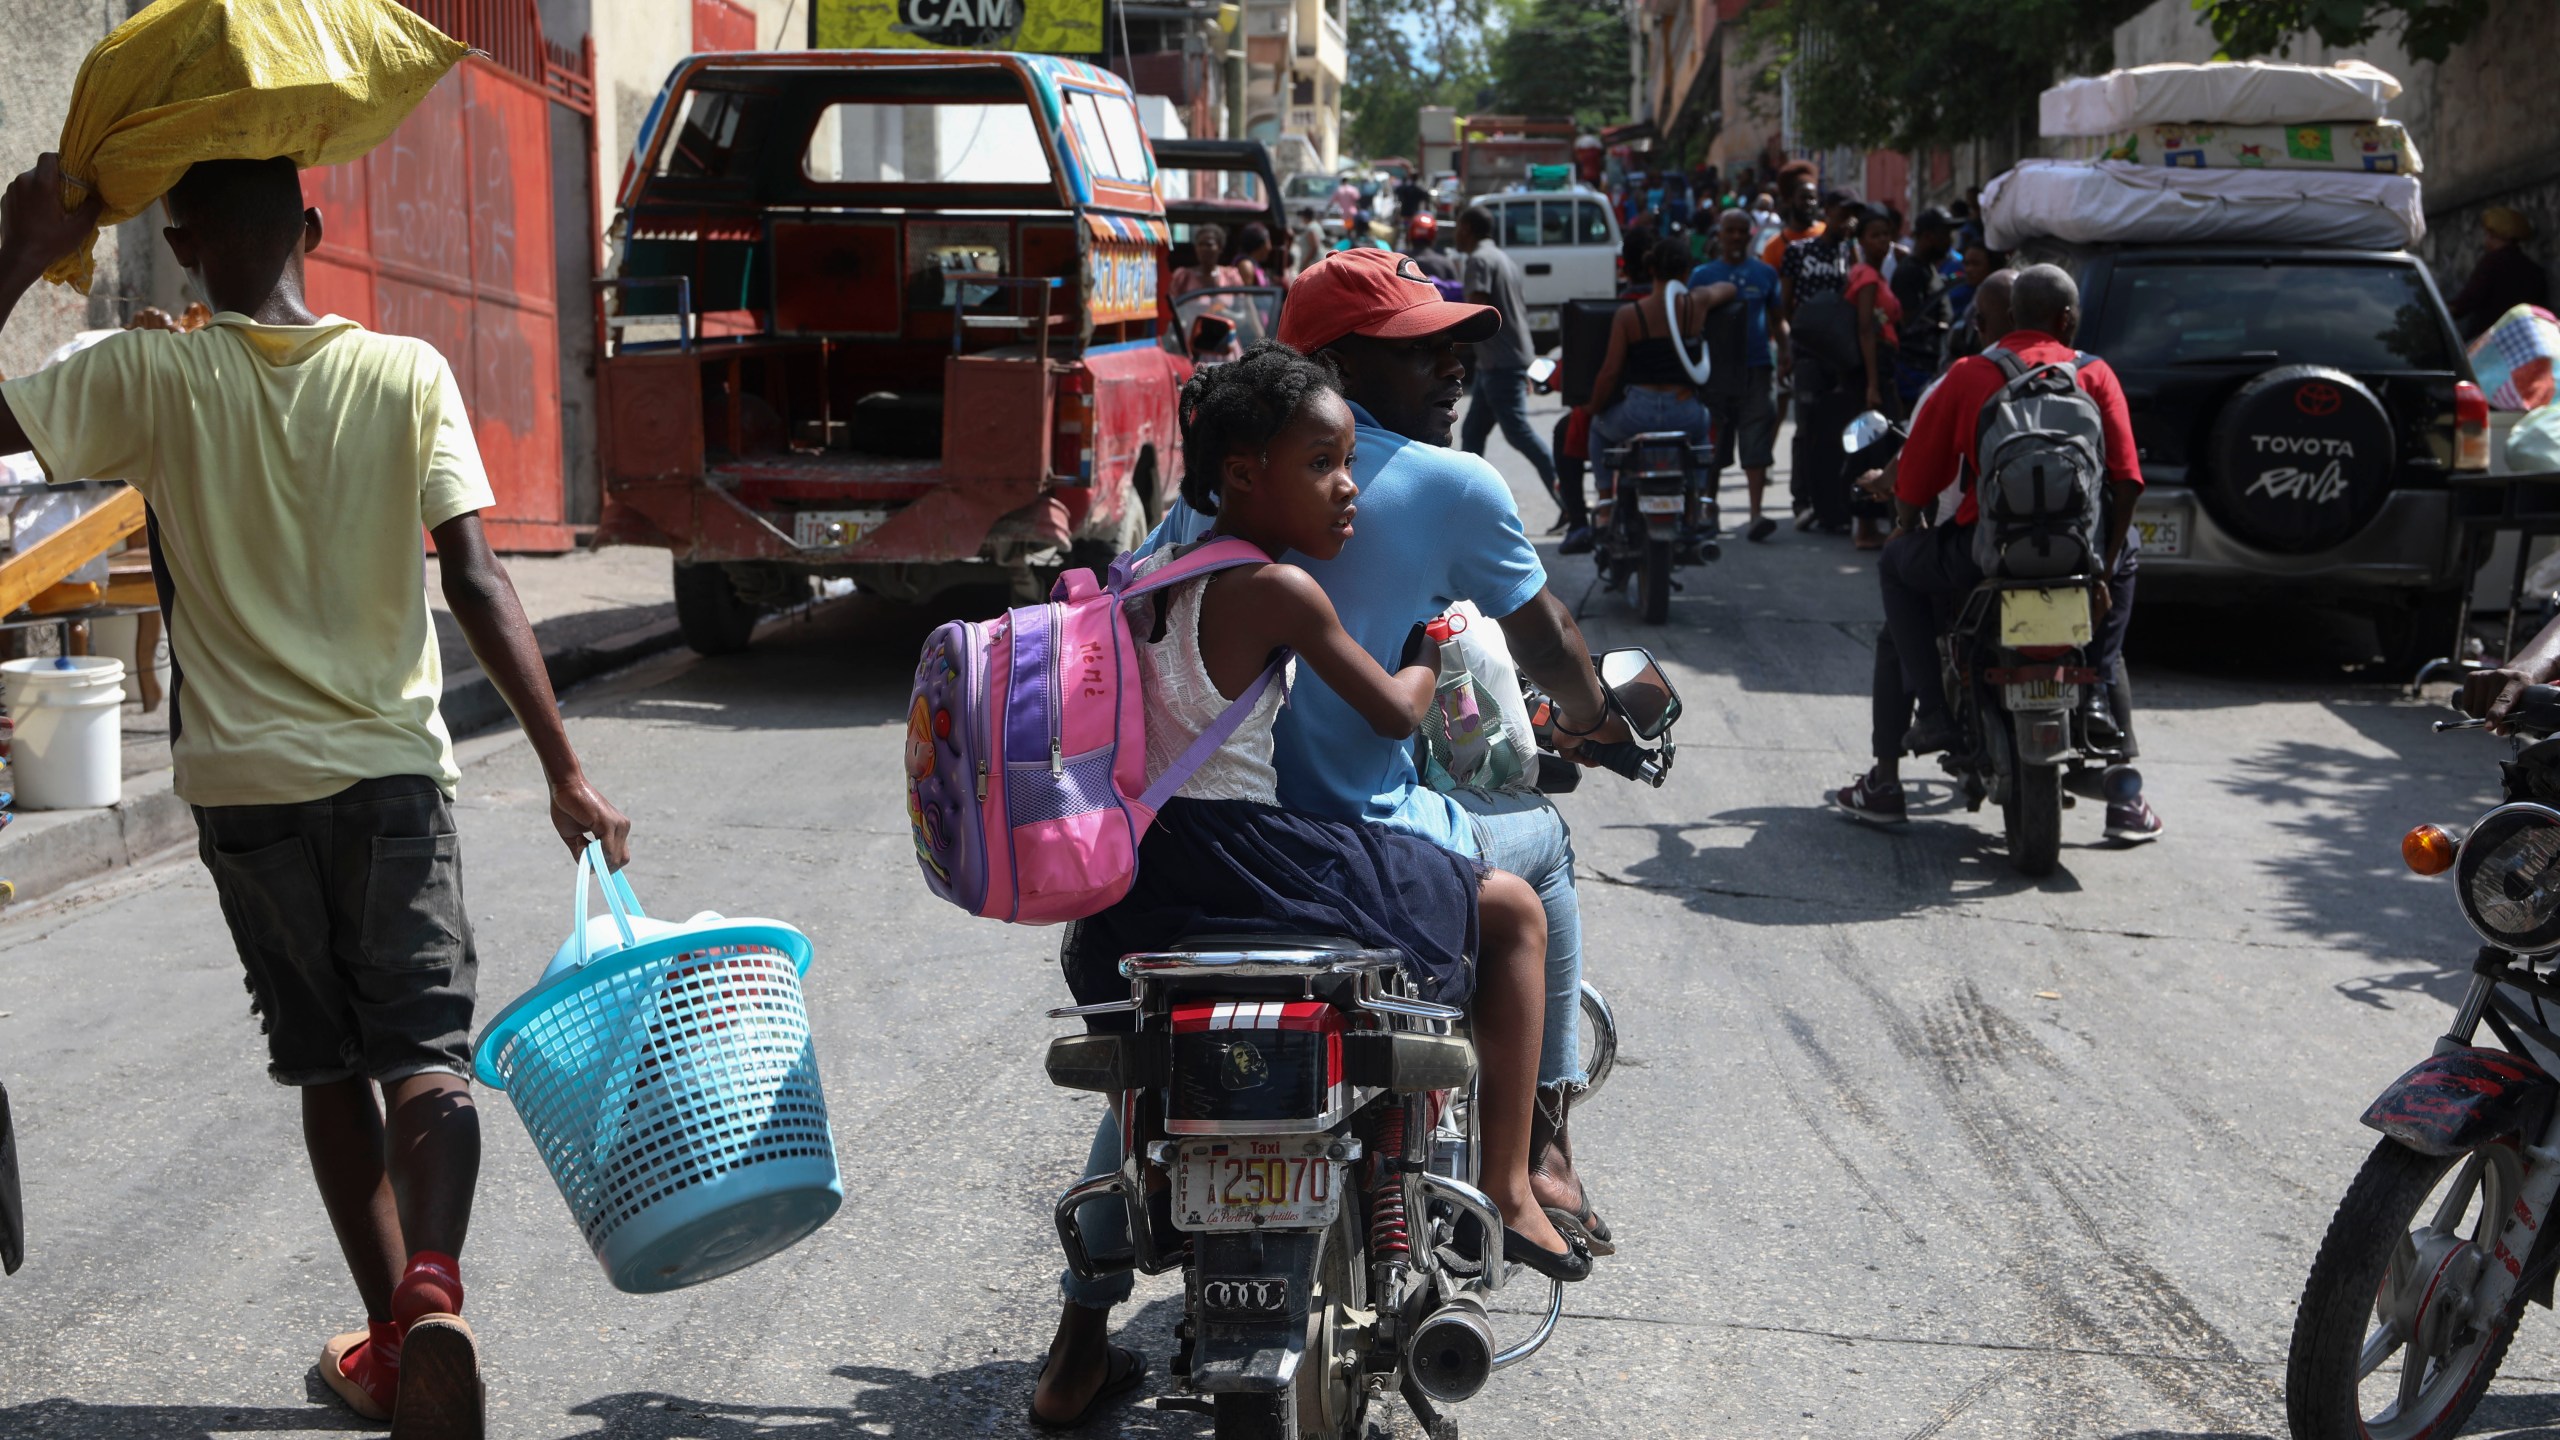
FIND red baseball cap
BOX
[1275,248,1500,354]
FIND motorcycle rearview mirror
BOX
[1841,409,1893,455]
[1596,648,1681,742]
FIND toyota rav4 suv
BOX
[2023,243,2491,668]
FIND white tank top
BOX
[1129,572,1291,805]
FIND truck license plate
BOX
[1172,1138,1341,1232]
[1998,588,2093,647]
[2133,511,2184,558]
[793,509,890,549]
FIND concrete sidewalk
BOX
[0,544,684,903]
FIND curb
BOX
[0,616,685,905]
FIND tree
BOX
[1342,0,1496,161]
[1750,0,2151,153]
[2193,0,2492,64]
[1487,0,1630,126]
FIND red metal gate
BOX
[298,5,586,553]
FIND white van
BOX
[1464,187,1622,351]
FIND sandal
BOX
[318,1329,393,1424]
[1029,1343,1148,1430]
[1544,1176,1616,1258]
[1503,1225,1594,1283]
[392,1313,484,1440]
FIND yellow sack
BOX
[44,0,470,293]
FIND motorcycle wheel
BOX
[2002,759,2062,878]
[1638,538,1672,624]
[1211,1204,1370,1439]
[2286,1136,2527,1440]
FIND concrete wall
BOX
[592,0,797,239]
[0,0,184,383]
[2111,0,2560,301]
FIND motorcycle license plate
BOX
[1637,494,1684,514]
[793,508,890,549]
[2004,679,2072,710]
[1172,1138,1341,1232]
[1998,588,2092,647]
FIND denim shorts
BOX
[194,776,477,1086]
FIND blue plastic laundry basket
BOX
[473,844,841,1293]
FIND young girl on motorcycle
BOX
[1059,341,1590,1282]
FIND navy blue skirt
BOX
[1062,797,1482,1028]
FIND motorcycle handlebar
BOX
[1572,739,1671,788]
[2440,683,2560,736]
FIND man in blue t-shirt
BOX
[1032,250,1631,1425]
[1690,208,1785,541]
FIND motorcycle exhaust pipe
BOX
[1406,1294,1497,1404]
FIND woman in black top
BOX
[1584,237,1736,547]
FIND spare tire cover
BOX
[2206,364,2395,554]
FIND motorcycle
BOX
[1593,432,1719,625]
[1842,412,2129,877]
[2286,682,2560,1439]
[1043,648,1677,1438]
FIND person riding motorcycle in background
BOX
[1403,211,1461,284]
[1584,236,1735,558]
[1830,264,2161,841]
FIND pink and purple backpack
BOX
[905,538,1286,924]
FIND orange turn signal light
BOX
[2405,824,2459,876]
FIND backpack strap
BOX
[1136,655,1290,813]
[1115,535,1276,600]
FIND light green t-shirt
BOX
[2,314,495,807]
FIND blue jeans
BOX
[1590,387,1709,502]
[1059,792,1588,1308]
[1453,787,1583,1088]
[1461,365,1558,490]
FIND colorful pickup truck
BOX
[597,51,1188,651]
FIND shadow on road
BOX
[0,1397,358,1440]
[2225,699,2500,965]
[1595,805,2100,926]
[547,1296,1202,1437]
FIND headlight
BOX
[2456,803,2560,953]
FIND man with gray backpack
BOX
[1835,264,2162,841]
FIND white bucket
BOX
[3,655,126,810]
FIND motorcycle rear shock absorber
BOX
[1365,1103,1411,1263]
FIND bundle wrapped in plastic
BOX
[2062,119,2421,177]
[42,0,468,293]
[2039,59,2401,137]
[1980,159,2423,252]
[2469,305,2560,412]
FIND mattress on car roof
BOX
[1980,160,2422,252]
[2039,59,2401,136]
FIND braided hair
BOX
[1176,341,1342,516]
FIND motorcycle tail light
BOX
[2014,644,2073,661]
[2456,380,2491,472]
[1165,1000,1346,1133]
[2404,823,2458,876]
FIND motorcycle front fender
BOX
[2362,1045,2560,1158]
[1187,1229,1322,1393]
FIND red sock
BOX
[393,1251,465,1325]
[339,1318,402,1410]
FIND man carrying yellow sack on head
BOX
[0,4,633,1437]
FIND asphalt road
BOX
[4,397,2556,1439]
